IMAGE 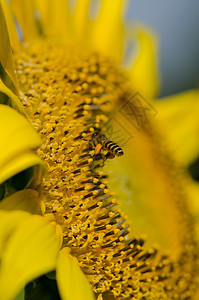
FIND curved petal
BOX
[0,210,30,255]
[0,189,42,215]
[0,150,45,187]
[0,211,59,300]
[0,2,18,95]
[0,79,26,115]
[156,89,199,166]
[128,26,160,99]
[0,105,45,185]
[34,0,70,41]
[0,104,41,165]
[56,248,95,300]
[0,0,21,53]
[90,0,126,61]
[72,0,90,41]
[10,0,38,41]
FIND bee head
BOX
[92,128,101,139]
[92,132,98,138]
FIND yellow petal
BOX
[0,79,26,115]
[0,189,42,215]
[0,105,45,184]
[0,150,45,187]
[0,2,18,94]
[0,210,30,256]
[57,248,95,300]
[0,104,41,163]
[90,0,125,61]
[129,26,159,99]
[34,0,70,41]
[0,0,21,52]
[10,0,38,41]
[72,0,90,41]
[156,89,199,166]
[0,212,59,300]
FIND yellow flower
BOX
[0,0,198,299]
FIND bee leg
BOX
[100,152,113,167]
[105,152,115,160]
[101,156,106,167]
[93,153,103,161]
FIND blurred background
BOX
[126,0,199,97]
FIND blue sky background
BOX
[126,0,199,97]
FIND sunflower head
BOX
[0,1,198,300]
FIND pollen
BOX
[15,41,198,299]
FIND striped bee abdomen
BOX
[103,140,124,156]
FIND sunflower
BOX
[0,1,198,299]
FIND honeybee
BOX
[92,131,124,162]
